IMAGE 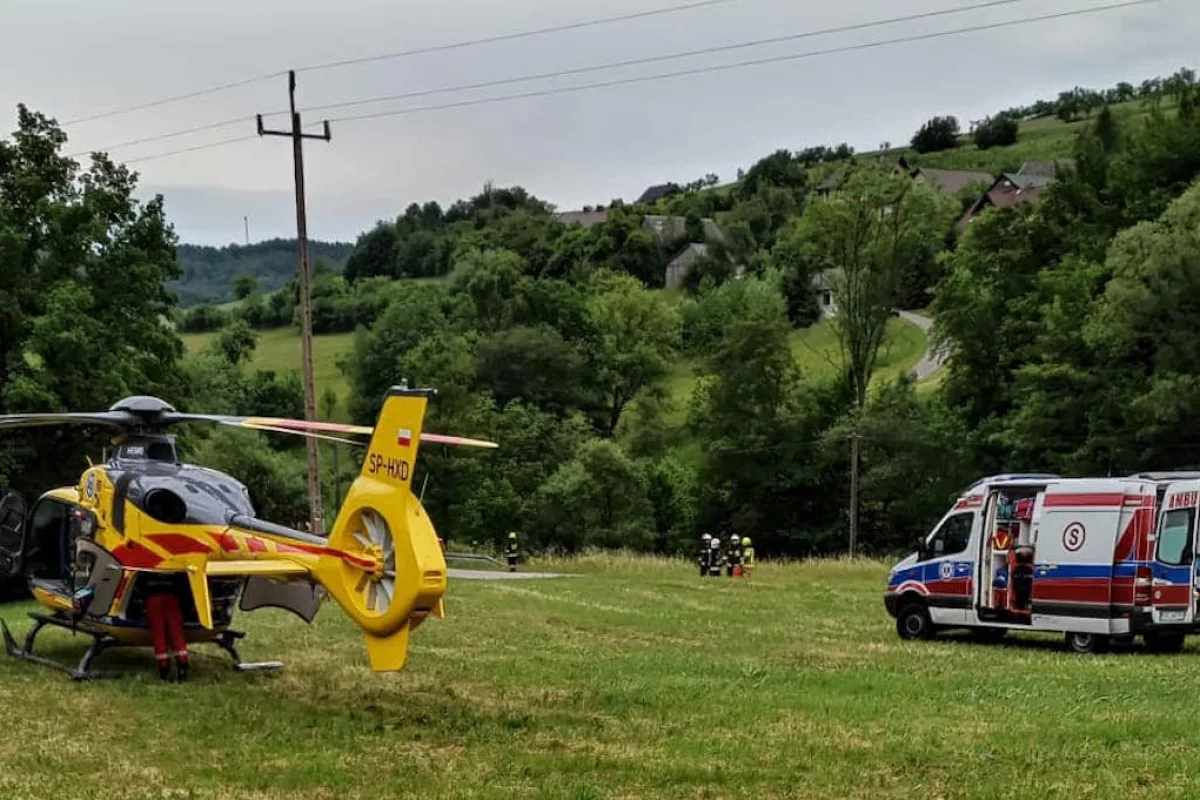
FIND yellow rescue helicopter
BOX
[0,386,495,679]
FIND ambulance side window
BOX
[929,513,974,558]
[1158,509,1195,566]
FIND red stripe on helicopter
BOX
[215,532,240,552]
[275,541,376,570]
[111,542,163,569]
[147,534,213,555]
[247,537,268,553]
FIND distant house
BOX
[817,160,992,202]
[665,243,715,290]
[912,167,994,197]
[555,209,610,227]
[636,183,681,204]
[816,170,845,199]
[642,215,725,245]
[812,269,842,318]
[640,214,730,289]
[1015,158,1074,179]
[958,160,1072,229]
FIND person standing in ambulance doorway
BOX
[741,537,755,579]
[506,531,519,572]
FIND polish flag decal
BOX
[397,428,413,447]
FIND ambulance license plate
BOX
[1161,610,1187,622]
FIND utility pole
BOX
[848,430,861,559]
[257,70,332,535]
[244,215,250,246]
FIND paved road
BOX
[448,568,577,581]
[896,310,945,381]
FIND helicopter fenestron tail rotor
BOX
[306,388,449,671]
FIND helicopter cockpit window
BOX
[127,471,255,527]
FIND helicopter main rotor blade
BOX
[172,414,499,449]
[0,411,134,431]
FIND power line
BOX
[293,0,739,74]
[62,72,286,127]
[327,0,1159,126]
[122,134,259,165]
[60,0,738,127]
[297,0,1041,118]
[66,115,253,158]
[75,0,1035,156]
[109,0,1159,166]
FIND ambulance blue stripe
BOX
[889,559,1197,587]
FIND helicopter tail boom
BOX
[310,388,448,672]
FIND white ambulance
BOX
[884,472,1200,653]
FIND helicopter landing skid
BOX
[1,614,283,680]
[211,629,284,672]
[2,614,122,680]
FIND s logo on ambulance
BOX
[939,561,954,581]
[1063,522,1086,552]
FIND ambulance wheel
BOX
[1144,631,1186,654]
[896,603,934,640]
[1065,632,1109,654]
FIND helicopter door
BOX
[0,491,27,579]
[73,540,123,618]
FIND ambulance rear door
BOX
[1031,483,1125,626]
[1150,481,1200,626]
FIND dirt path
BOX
[896,310,945,381]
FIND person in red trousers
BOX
[142,571,190,681]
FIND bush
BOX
[911,116,961,154]
[178,304,230,332]
[973,115,1020,150]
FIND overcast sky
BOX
[4,0,1194,245]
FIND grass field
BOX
[3,554,1199,798]
[182,328,356,409]
[663,316,928,426]
[884,97,1177,174]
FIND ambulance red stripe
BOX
[1042,493,1126,507]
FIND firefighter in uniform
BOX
[708,537,724,577]
[726,535,742,577]
[506,531,519,572]
[142,571,190,681]
[741,537,755,579]
[698,533,712,576]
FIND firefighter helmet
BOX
[741,537,751,546]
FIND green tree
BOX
[343,223,398,281]
[585,274,681,435]
[532,439,654,552]
[211,320,258,365]
[910,116,960,153]
[796,166,956,407]
[972,115,1019,150]
[689,277,834,554]
[475,326,585,414]
[233,274,258,300]
[0,106,183,494]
